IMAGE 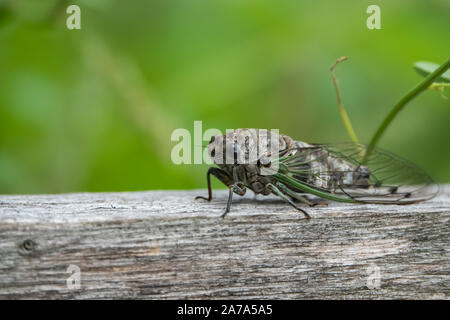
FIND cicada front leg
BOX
[195,167,233,201]
[220,182,247,218]
[196,167,246,218]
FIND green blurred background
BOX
[0,0,449,194]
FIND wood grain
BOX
[0,187,449,299]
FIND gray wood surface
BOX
[0,187,449,299]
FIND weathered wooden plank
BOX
[0,187,449,299]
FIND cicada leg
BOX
[220,182,247,218]
[195,167,233,201]
[276,182,328,207]
[196,167,247,218]
[268,183,311,219]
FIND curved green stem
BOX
[330,56,360,144]
[363,58,450,163]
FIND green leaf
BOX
[414,61,450,83]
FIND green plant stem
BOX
[330,56,360,145]
[363,58,450,163]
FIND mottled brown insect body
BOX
[197,129,437,218]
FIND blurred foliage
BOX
[0,0,449,194]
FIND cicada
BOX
[196,129,438,218]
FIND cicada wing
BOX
[273,143,439,204]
